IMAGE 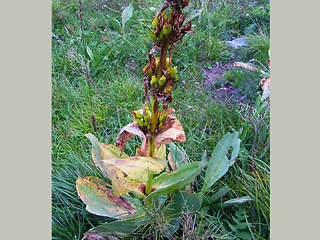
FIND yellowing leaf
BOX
[106,166,141,196]
[86,133,128,168]
[101,156,167,183]
[76,177,136,218]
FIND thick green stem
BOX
[148,96,159,157]
[145,172,153,195]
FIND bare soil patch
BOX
[201,62,248,104]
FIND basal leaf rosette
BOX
[76,134,168,218]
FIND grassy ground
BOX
[52,0,270,239]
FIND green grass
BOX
[52,0,270,239]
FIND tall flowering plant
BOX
[76,1,244,238]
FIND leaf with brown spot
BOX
[101,156,167,183]
[115,121,146,154]
[155,115,186,144]
[106,166,141,196]
[76,176,136,218]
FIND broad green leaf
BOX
[101,156,167,182]
[203,132,240,190]
[76,177,136,219]
[122,4,133,30]
[148,160,206,198]
[86,46,94,61]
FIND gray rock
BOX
[226,37,247,49]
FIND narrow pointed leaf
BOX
[213,196,252,209]
[203,132,240,190]
[148,160,206,198]
[76,177,136,219]
[89,213,150,236]
[86,46,94,61]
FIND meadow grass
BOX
[52,0,270,239]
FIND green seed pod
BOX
[161,11,168,22]
[155,57,160,70]
[165,58,170,69]
[150,75,157,85]
[159,114,164,122]
[136,111,141,119]
[158,75,166,86]
[164,86,173,94]
[138,119,144,127]
[174,75,179,82]
[152,17,159,29]
[147,125,150,130]
[159,31,164,41]
[165,111,169,119]
[148,30,157,42]
[143,114,148,122]
[171,66,178,77]
[162,23,172,35]
[159,122,163,129]
[166,66,172,75]
[144,121,148,127]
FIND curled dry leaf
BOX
[115,121,146,154]
[233,62,265,74]
[260,77,270,101]
[155,114,186,144]
[168,151,177,171]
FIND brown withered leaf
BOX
[115,121,146,154]
[168,151,177,171]
[155,115,186,144]
[132,109,144,121]
[233,62,265,74]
